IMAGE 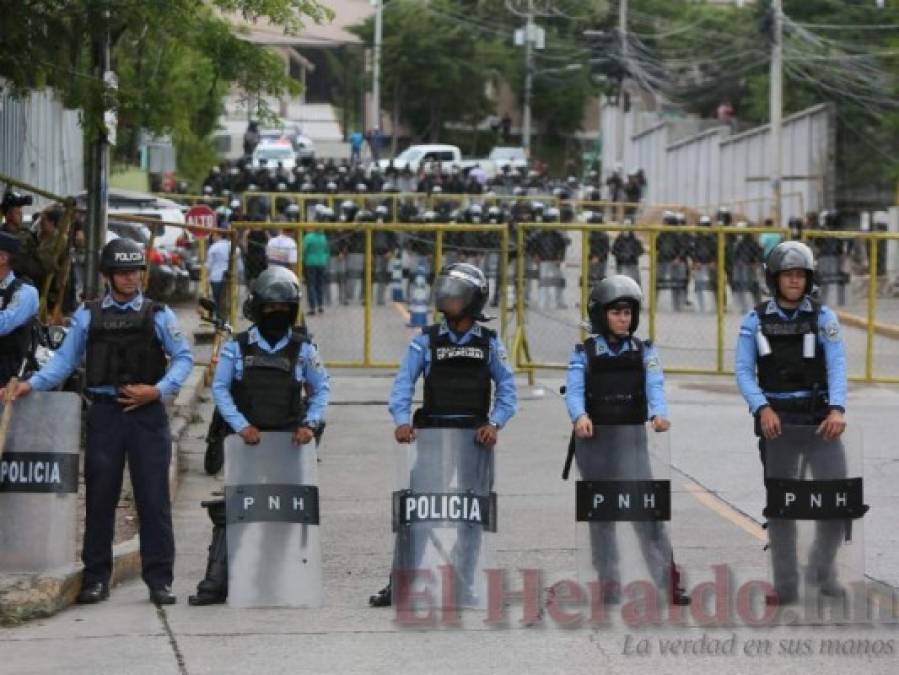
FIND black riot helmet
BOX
[716,207,732,226]
[434,262,489,321]
[244,266,302,323]
[587,274,643,337]
[764,241,815,296]
[100,238,147,274]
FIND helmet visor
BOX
[434,275,476,314]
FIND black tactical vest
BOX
[755,301,827,394]
[418,324,493,427]
[231,329,307,430]
[583,337,648,425]
[0,277,35,385]
[84,300,167,388]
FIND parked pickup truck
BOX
[373,144,527,178]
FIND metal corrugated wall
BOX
[601,102,834,222]
[0,85,84,206]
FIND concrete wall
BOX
[602,101,835,222]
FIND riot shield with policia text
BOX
[764,424,868,622]
[224,432,322,608]
[391,427,496,610]
[574,424,685,606]
[0,392,81,573]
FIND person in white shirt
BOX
[266,229,298,268]
[205,230,242,316]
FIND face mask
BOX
[258,309,293,343]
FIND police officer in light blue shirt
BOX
[734,241,848,605]
[370,262,517,607]
[0,231,39,385]
[3,238,193,606]
[189,266,330,606]
[563,275,689,606]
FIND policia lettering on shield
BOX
[189,266,330,606]
[1,239,193,606]
[735,241,849,605]
[369,263,517,607]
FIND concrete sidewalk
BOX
[2,373,897,675]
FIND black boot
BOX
[204,437,224,476]
[369,581,392,607]
[204,412,227,475]
[669,559,691,606]
[189,500,228,606]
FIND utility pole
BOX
[769,0,783,226]
[522,0,534,157]
[86,10,111,300]
[616,0,628,170]
[371,0,383,134]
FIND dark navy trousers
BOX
[83,399,174,589]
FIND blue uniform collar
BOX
[101,292,145,311]
[763,296,814,318]
[248,325,290,352]
[589,333,636,355]
[438,320,482,340]
[0,270,15,289]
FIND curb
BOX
[0,365,207,626]
[836,309,899,340]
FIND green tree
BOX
[350,0,511,144]
[0,0,331,185]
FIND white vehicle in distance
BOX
[259,126,315,162]
[374,143,502,177]
[250,140,299,171]
[489,146,528,173]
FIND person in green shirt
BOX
[302,229,329,314]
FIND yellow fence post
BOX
[716,227,726,373]
[43,198,77,324]
[432,230,444,324]
[499,223,509,344]
[364,224,373,367]
[295,225,305,325]
[580,226,590,341]
[648,229,657,343]
[866,237,877,382]
[228,229,239,328]
[198,237,208,299]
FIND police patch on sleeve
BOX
[822,322,841,343]
[166,321,184,342]
[309,348,324,370]
[645,355,662,373]
[496,345,509,365]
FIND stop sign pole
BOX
[185,204,216,298]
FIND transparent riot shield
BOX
[224,432,322,608]
[693,262,717,314]
[391,428,496,610]
[0,392,81,572]
[575,424,674,605]
[763,424,868,623]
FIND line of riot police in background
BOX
[193,155,643,206]
[211,181,861,322]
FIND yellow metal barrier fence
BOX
[229,221,510,369]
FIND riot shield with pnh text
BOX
[224,432,322,608]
